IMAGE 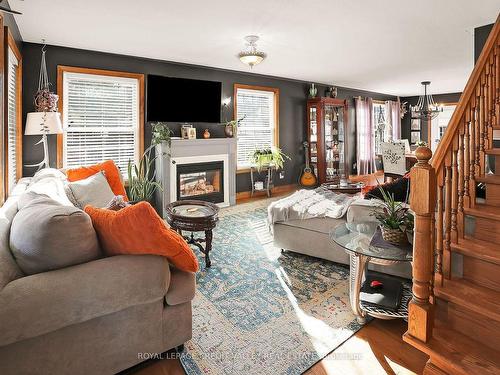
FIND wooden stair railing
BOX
[404,14,500,374]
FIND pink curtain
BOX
[356,97,376,175]
[385,100,401,141]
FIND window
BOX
[372,102,387,155]
[234,84,279,170]
[430,104,456,152]
[57,66,144,175]
[5,31,22,195]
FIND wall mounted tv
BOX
[147,75,222,123]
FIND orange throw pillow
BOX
[67,160,128,200]
[84,202,199,272]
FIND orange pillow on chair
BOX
[84,202,199,273]
[67,160,128,200]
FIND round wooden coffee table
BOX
[165,200,219,268]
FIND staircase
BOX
[403,15,500,374]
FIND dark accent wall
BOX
[21,42,396,191]
[400,92,462,143]
[474,24,494,63]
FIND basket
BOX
[381,226,408,245]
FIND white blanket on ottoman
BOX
[267,187,359,225]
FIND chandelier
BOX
[238,35,266,68]
[412,81,443,120]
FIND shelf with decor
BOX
[306,97,348,184]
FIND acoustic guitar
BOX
[299,141,318,188]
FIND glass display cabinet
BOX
[306,97,348,184]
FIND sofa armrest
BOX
[0,254,170,347]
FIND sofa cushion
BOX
[65,171,115,209]
[10,193,101,275]
[0,254,170,347]
[165,267,196,306]
[276,217,345,235]
[31,168,67,184]
[85,202,199,273]
[66,160,128,200]
[23,175,74,208]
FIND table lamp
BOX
[24,111,63,170]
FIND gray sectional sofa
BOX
[272,198,412,279]
[0,177,195,375]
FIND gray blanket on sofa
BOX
[267,187,359,226]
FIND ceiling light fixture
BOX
[0,0,22,15]
[238,35,266,68]
[412,81,443,121]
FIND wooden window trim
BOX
[233,84,280,174]
[4,28,22,183]
[3,26,20,199]
[0,14,4,205]
[56,65,145,169]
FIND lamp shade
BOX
[25,112,64,135]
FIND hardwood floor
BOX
[132,319,428,375]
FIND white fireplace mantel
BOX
[155,138,237,217]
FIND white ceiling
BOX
[11,0,499,96]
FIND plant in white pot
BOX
[372,187,414,245]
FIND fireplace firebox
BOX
[176,161,224,204]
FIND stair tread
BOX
[404,327,500,375]
[464,204,500,220]
[435,278,500,322]
[452,237,500,265]
[485,148,500,155]
[476,174,500,184]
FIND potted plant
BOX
[221,115,246,138]
[250,147,290,172]
[126,122,171,203]
[149,122,173,153]
[372,186,413,245]
[127,148,162,204]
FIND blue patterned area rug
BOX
[180,206,362,375]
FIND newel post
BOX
[408,146,436,343]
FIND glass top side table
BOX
[331,221,413,323]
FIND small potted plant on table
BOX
[372,187,413,245]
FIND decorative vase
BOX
[203,129,211,139]
[224,124,235,138]
[309,83,317,98]
[381,226,407,245]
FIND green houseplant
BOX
[127,123,172,203]
[250,147,290,171]
[221,115,246,138]
[372,186,413,245]
[127,148,162,204]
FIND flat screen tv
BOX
[147,75,222,123]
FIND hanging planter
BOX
[34,44,59,113]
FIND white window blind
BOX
[236,88,276,169]
[7,47,19,193]
[62,71,140,175]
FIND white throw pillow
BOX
[65,171,115,209]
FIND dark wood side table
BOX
[165,200,219,268]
